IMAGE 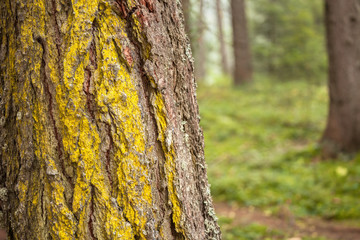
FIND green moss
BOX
[199,75,360,220]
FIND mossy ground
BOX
[218,216,326,240]
[198,75,360,239]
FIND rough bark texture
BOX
[216,0,229,75]
[321,0,360,157]
[0,0,221,239]
[231,0,252,84]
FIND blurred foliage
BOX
[219,217,283,240]
[198,75,360,220]
[248,0,327,80]
[183,0,327,82]
[219,217,326,240]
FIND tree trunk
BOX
[181,0,206,81]
[194,0,206,81]
[265,0,278,75]
[231,0,253,84]
[0,0,220,239]
[181,0,191,37]
[321,0,360,157]
[216,0,229,75]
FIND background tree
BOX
[194,0,207,80]
[181,0,207,81]
[251,0,326,80]
[0,0,220,239]
[321,0,360,157]
[182,0,191,36]
[216,0,229,75]
[231,0,253,84]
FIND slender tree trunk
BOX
[266,0,278,74]
[194,0,206,80]
[0,0,220,239]
[216,0,229,74]
[231,0,253,84]
[181,0,192,41]
[182,0,207,81]
[321,0,360,157]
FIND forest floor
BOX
[197,76,360,240]
[215,201,360,240]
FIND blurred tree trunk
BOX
[231,0,253,84]
[321,0,360,157]
[216,0,229,74]
[0,0,220,239]
[266,0,278,74]
[182,0,191,35]
[181,0,207,81]
[194,0,207,80]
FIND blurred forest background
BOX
[181,0,360,239]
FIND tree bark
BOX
[216,0,229,75]
[321,0,360,157]
[0,0,221,239]
[231,0,253,84]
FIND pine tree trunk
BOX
[231,0,253,84]
[321,0,360,157]
[181,0,191,37]
[0,0,220,239]
[194,0,206,81]
[216,0,229,75]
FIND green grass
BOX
[219,217,326,240]
[198,76,360,220]
[219,217,284,240]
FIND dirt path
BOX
[215,202,360,240]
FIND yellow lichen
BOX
[151,92,185,236]
[95,5,153,238]
[58,0,141,238]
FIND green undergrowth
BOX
[219,217,283,240]
[198,76,360,221]
[219,217,326,240]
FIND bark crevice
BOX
[88,186,98,240]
